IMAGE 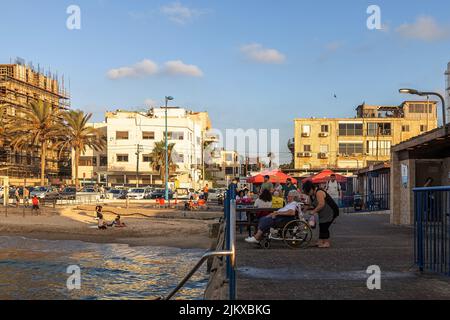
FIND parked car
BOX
[81,187,97,193]
[0,186,4,199]
[149,188,173,199]
[107,188,127,199]
[30,186,60,200]
[59,187,77,200]
[207,188,226,201]
[127,187,152,200]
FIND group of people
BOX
[95,205,126,230]
[243,175,340,249]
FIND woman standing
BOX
[302,181,337,248]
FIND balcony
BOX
[318,153,329,159]
[297,152,312,158]
[318,132,329,138]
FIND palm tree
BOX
[55,110,106,188]
[8,101,64,186]
[150,140,177,185]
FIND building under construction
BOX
[0,58,71,185]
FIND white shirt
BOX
[254,199,273,208]
[326,180,341,198]
[278,201,301,215]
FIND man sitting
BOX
[245,190,301,244]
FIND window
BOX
[168,131,184,140]
[116,131,129,140]
[116,154,129,162]
[410,103,433,114]
[100,155,108,167]
[366,141,391,157]
[302,125,311,136]
[339,143,363,155]
[79,156,97,166]
[142,131,155,140]
[338,123,363,136]
[142,155,152,163]
[225,154,233,162]
[304,145,311,152]
[321,125,329,133]
[225,167,234,175]
[320,145,329,153]
[402,125,410,132]
[367,123,391,136]
[420,125,428,132]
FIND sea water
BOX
[0,236,208,300]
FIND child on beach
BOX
[31,196,40,215]
[112,215,126,228]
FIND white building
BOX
[75,107,211,188]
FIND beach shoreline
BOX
[0,205,221,249]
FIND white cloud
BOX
[163,60,204,77]
[160,2,206,25]
[318,41,344,62]
[107,59,159,80]
[396,16,450,42]
[107,59,203,79]
[144,99,158,107]
[240,43,286,64]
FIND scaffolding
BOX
[0,59,72,184]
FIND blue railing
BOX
[342,193,390,213]
[225,184,237,300]
[414,186,450,276]
[164,185,237,300]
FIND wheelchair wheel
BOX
[260,239,271,250]
[282,220,312,249]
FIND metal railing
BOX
[342,193,390,213]
[164,185,237,300]
[414,186,450,276]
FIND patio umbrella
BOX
[303,170,347,184]
[247,170,297,184]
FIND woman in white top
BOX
[254,189,273,208]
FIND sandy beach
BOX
[0,205,222,249]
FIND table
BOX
[236,207,278,237]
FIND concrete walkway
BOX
[236,213,450,300]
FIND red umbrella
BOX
[247,170,297,184]
[303,170,347,184]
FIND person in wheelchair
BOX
[245,190,301,244]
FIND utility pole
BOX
[201,134,205,188]
[135,144,143,188]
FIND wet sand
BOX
[0,206,222,249]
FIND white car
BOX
[0,186,4,199]
[208,188,226,201]
[127,187,152,200]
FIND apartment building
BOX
[294,101,438,173]
[0,60,71,185]
[75,107,210,188]
[206,149,242,186]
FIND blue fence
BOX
[224,184,237,300]
[414,186,450,276]
[342,193,390,213]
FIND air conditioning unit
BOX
[318,153,329,159]
[301,133,310,138]
[297,152,304,158]
[319,132,329,137]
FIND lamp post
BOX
[164,96,174,201]
[399,88,447,132]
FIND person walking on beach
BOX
[203,184,209,202]
[23,187,30,208]
[14,187,20,208]
[31,196,40,215]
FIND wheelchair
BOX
[259,209,313,250]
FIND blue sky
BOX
[1,0,450,163]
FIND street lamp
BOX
[399,88,447,131]
[164,96,174,201]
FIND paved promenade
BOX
[236,213,450,300]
